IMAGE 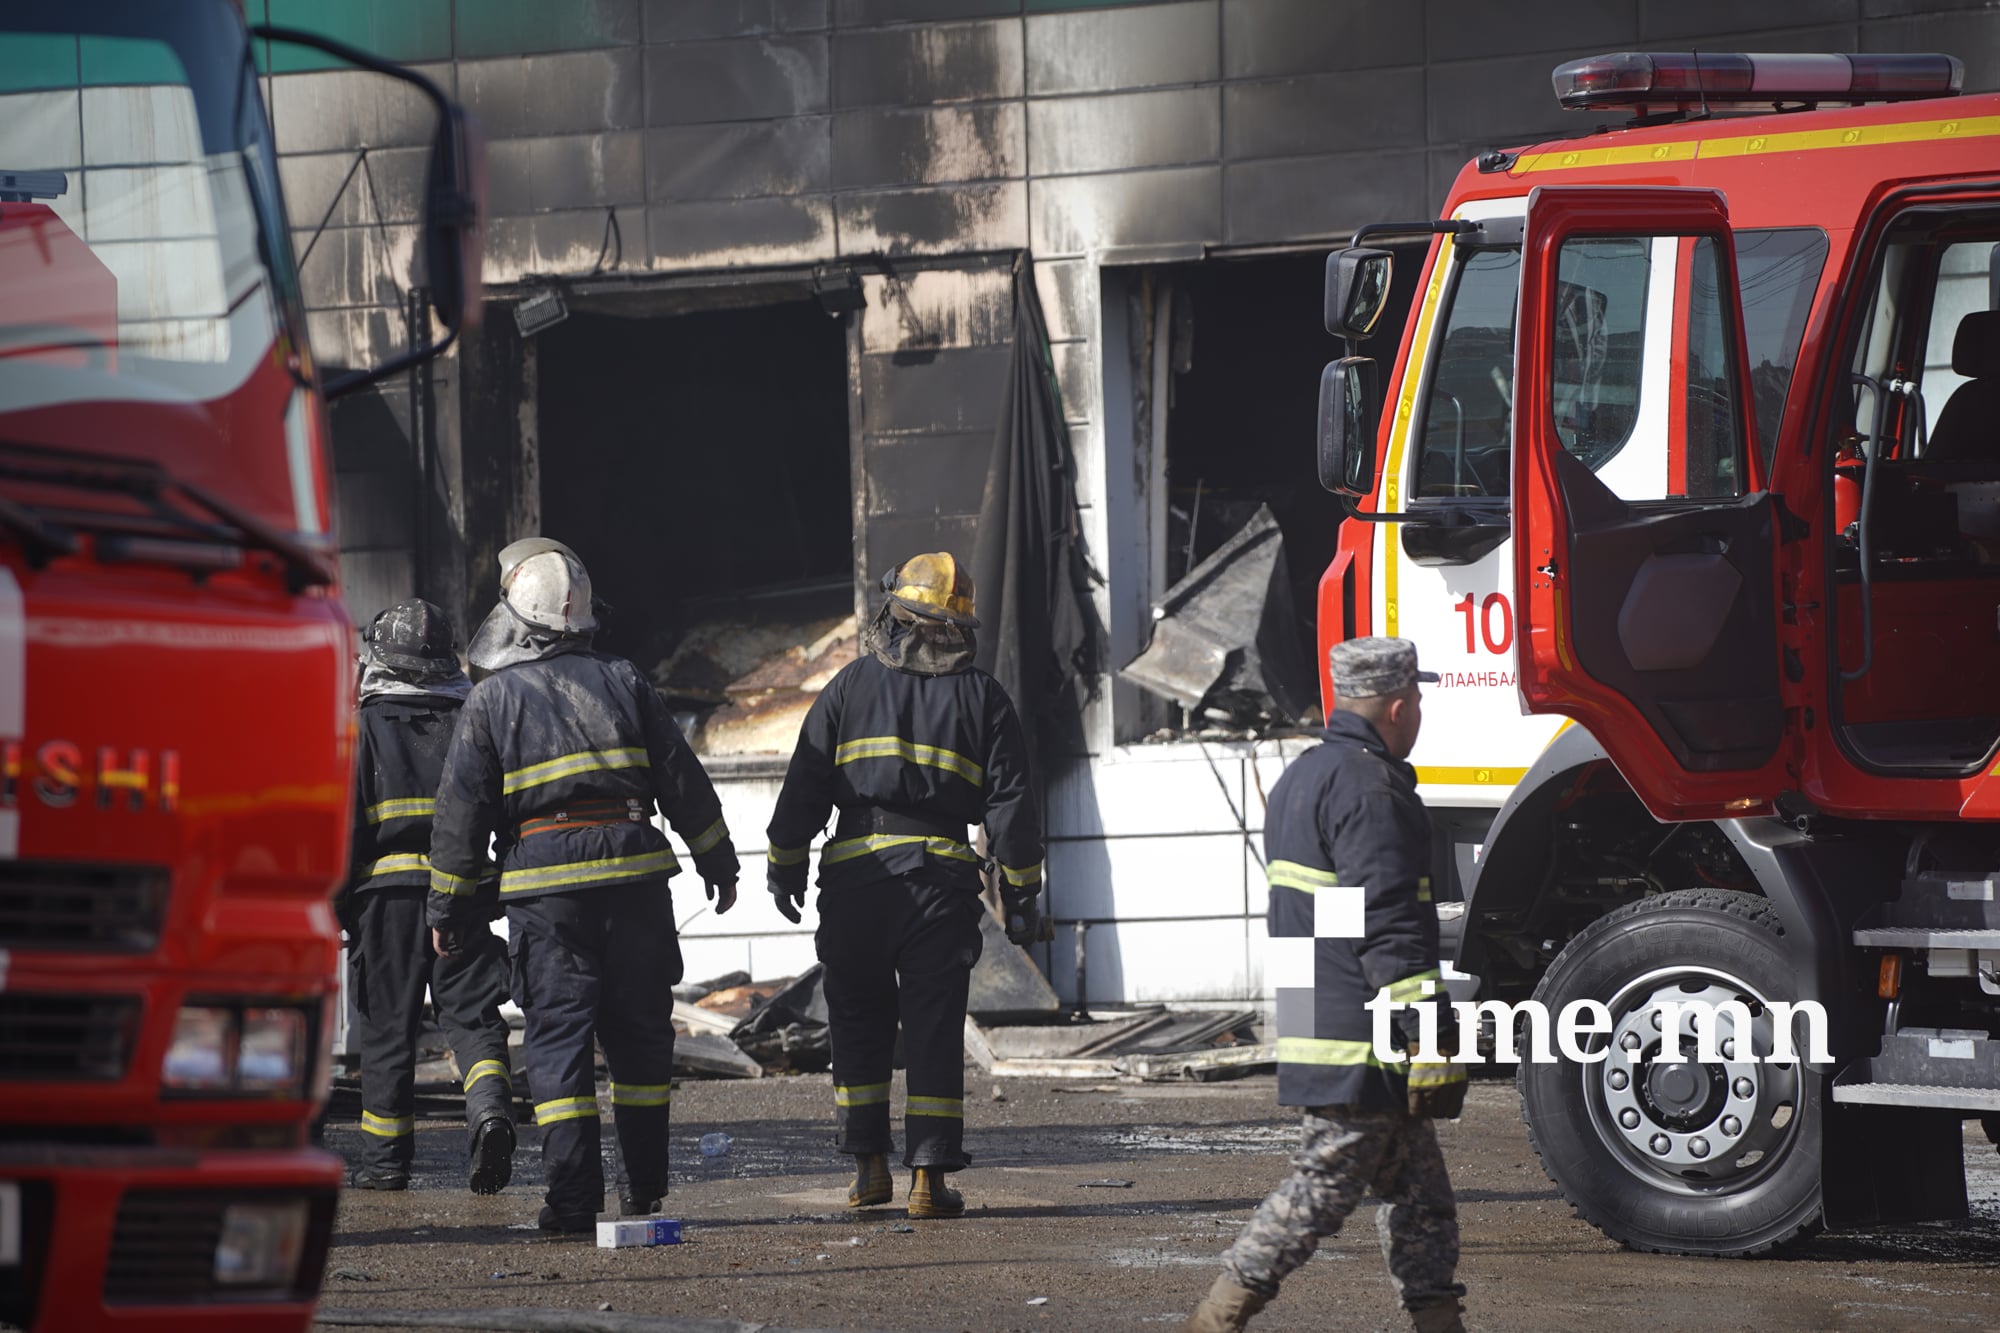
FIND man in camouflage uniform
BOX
[1186,638,1468,1333]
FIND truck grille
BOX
[0,995,141,1079]
[0,862,167,951]
[0,1180,53,1327]
[104,1189,336,1304]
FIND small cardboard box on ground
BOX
[597,1219,682,1248]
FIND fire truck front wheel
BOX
[1518,888,1823,1256]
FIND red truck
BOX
[0,4,480,1327]
[1320,52,2000,1256]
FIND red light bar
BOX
[1554,52,1963,112]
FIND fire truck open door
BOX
[1511,186,1793,822]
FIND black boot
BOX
[468,1115,515,1196]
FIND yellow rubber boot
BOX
[847,1153,892,1208]
[906,1165,965,1219]
[1183,1273,1267,1332]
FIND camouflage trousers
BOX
[1222,1105,1465,1312]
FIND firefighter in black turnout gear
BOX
[338,599,515,1194]
[429,538,741,1232]
[767,552,1043,1219]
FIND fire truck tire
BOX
[1518,888,1823,1257]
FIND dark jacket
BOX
[1266,710,1441,1110]
[765,654,1042,897]
[340,693,489,924]
[427,649,739,926]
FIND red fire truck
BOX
[1319,52,2000,1255]
[0,4,480,1326]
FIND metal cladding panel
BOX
[859,346,1011,433]
[1424,48,1589,146]
[453,0,642,58]
[1048,832,1251,920]
[334,466,421,550]
[339,548,420,631]
[1050,341,1094,424]
[1222,150,1427,245]
[831,20,1025,108]
[837,0,1021,22]
[647,194,836,268]
[864,433,993,518]
[1646,0,1858,40]
[294,223,424,310]
[644,0,831,41]
[1035,258,1091,343]
[1426,0,1638,63]
[1863,11,2000,90]
[279,147,429,228]
[268,65,454,154]
[487,132,647,213]
[644,36,830,124]
[646,119,831,201]
[1046,751,1257,841]
[864,512,981,584]
[835,180,1028,257]
[830,103,1024,189]
[1028,166,1221,256]
[305,306,403,371]
[1027,88,1221,176]
[1025,1,1219,95]
[858,267,1015,354]
[1223,69,1425,161]
[1428,146,1473,215]
[458,50,643,138]
[1221,0,1424,80]
[484,206,647,283]
[1048,916,1255,1005]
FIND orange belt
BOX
[518,798,646,838]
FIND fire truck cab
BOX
[1320,52,2000,1255]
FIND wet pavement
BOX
[316,1073,2000,1331]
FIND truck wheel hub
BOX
[1585,968,1802,1192]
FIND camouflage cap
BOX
[1330,636,1438,698]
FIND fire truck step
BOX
[1851,927,2000,947]
[1829,1081,2000,1111]
[1832,1028,2000,1111]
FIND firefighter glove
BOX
[1002,892,1042,948]
[1406,1055,1468,1120]
[768,874,805,924]
[432,926,463,959]
[707,878,738,916]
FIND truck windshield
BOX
[1411,227,1827,499]
[0,4,298,413]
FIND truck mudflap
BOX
[0,1146,340,1332]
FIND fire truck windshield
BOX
[0,4,300,414]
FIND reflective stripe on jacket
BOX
[427,649,739,924]
[1265,710,1441,1111]
[765,655,1042,894]
[343,696,491,915]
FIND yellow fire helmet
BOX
[887,551,979,628]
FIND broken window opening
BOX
[1117,250,1424,740]
[535,299,854,768]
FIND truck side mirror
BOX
[1325,248,1394,339]
[1318,356,1380,498]
[252,24,488,398]
[422,104,487,338]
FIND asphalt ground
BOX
[314,1072,2000,1332]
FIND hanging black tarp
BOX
[972,253,1101,776]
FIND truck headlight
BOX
[162,1002,313,1096]
[238,1008,307,1092]
[214,1199,307,1288]
[163,1007,236,1091]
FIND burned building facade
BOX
[270,0,2000,1007]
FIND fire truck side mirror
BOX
[1318,356,1380,498]
[423,106,487,336]
[1326,248,1394,339]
